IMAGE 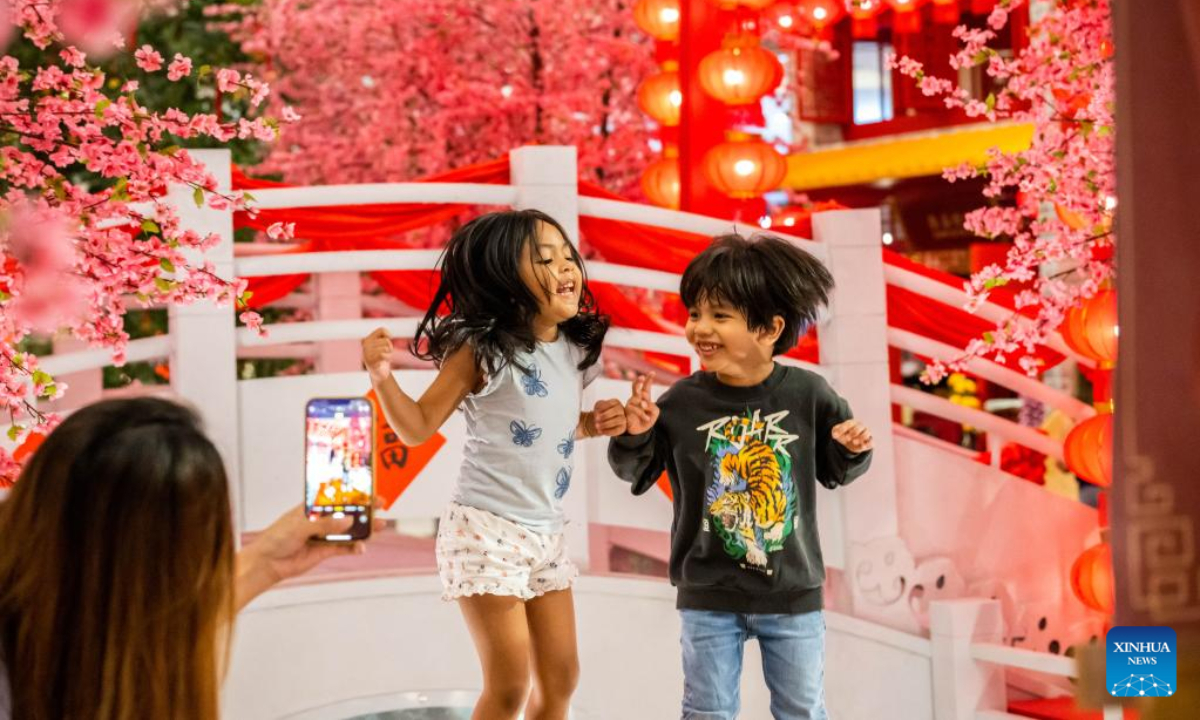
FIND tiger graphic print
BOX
[708,440,787,566]
[699,410,798,570]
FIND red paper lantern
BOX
[698,35,784,105]
[637,65,682,126]
[763,1,802,33]
[1060,289,1118,367]
[795,0,846,32]
[642,155,681,209]
[932,0,960,23]
[703,136,788,199]
[848,0,885,38]
[885,0,925,34]
[1071,542,1115,614]
[634,0,681,42]
[1064,410,1113,487]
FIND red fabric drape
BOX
[234,157,510,244]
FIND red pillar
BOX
[679,0,738,219]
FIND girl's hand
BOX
[832,420,873,454]
[361,327,395,384]
[591,398,628,437]
[624,373,660,435]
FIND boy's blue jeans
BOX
[679,609,828,720]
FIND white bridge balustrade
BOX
[4,147,1124,719]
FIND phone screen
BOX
[304,397,374,541]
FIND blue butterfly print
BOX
[557,430,576,459]
[520,366,549,397]
[510,420,543,447]
[555,467,572,499]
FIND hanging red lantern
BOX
[698,35,784,105]
[763,1,802,33]
[703,135,788,199]
[637,63,683,126]
[970,0,996,13]
[1064,410,1113,487]
[795,0,846,32]
[885,0,925,34]
[634,0,682,42]
[1071,542,1115,614]
[642,153,681,209]
[1060,289,1118,367]
[848,0,885,39]
[932,0,959,23]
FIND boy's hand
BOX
[832,420,873,454]
[624,373,660,435]
[591,399,627,437]
[361,327,395,384]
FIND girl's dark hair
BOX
[680,233,834,356]
[0,397,234,720]
[413,209,608,375]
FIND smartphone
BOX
[304,397,375,541]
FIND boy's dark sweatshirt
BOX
[608,363,872,614]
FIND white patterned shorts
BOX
[436,503,578,601]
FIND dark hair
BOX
[413,209,608,375]
[680,233,834,355]
[0,397,235,720]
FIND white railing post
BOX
[930,599,1007,720]
[510,146,581,245]
[315,272,365,373]
[510,146,591,570]
[811,209,898,572]
[168,149,242,532]
[52,334,103,410]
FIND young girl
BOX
[361,209,626,720]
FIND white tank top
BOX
[452,334,600,534]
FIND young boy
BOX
[609,233,874,720]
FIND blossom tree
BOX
[892,0,1115,380]
[0,0,291,483]
[215,0,655,195]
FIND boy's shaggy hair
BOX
[680,233,834,356]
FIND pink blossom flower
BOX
[216,68,241,93]
[266,221,296,240]
[167,54,193,82]
[56,0,136,58]
[134,45,164,72]
[240,310,266,337]
[59,47,88,69]
[3,204,87,332]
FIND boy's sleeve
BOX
[608,428,668,496]
[816,379,873,489]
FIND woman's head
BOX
[0,397,234,720]
[415,209,608,375]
